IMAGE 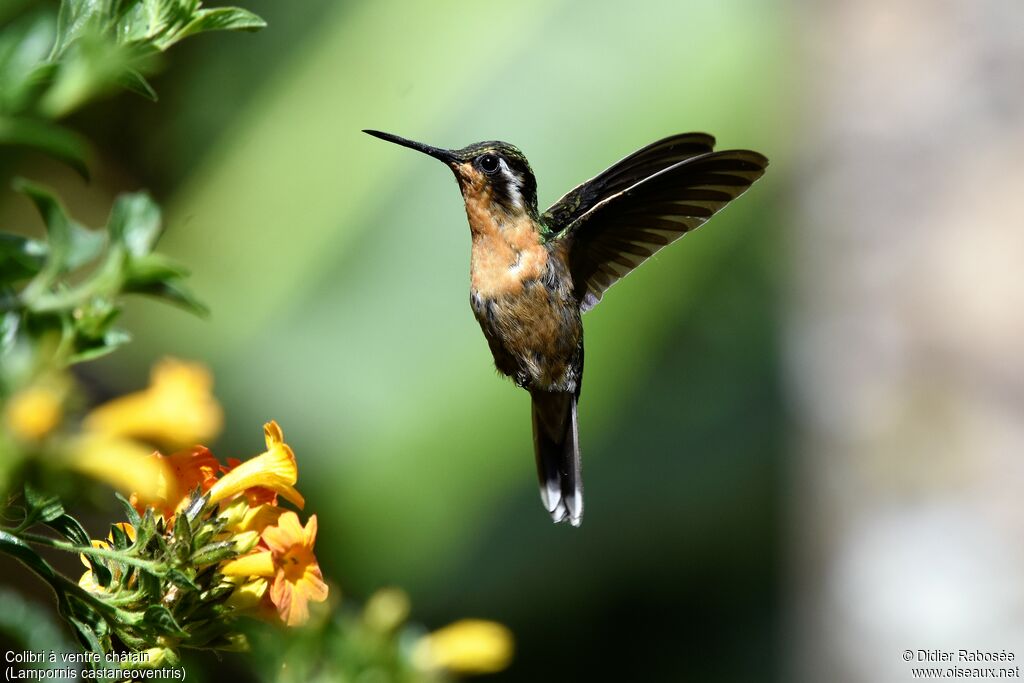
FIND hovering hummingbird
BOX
[364,129,767,527]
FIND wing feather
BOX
[560,149,768,311]
[541,133,716,233]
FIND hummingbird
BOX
[364,129,767,527]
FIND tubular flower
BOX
[67,434,171,503]
[412,620,515,675]
[129,446,220,518]
[83,358,223,449]
[206,422,304,509]
[221,512,328,626]
[221,458,280,506]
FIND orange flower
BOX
[129,446,220,518]
[222,458,279,507]
[221,511,327,626]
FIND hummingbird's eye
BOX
[478,154,501,174]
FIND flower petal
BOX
[261,511,304,555]
[206,425,299,507]
[67,436,171,502]
[413,620,514,674]
[221,550,275,578]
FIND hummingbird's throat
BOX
[456,161,529,221]
[455,159,547,296]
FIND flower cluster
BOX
[76,420,329,642]
[3,356,512,679]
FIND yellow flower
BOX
[412,620,514,675]
[67,434,171,503]
[224,501,285,535]
[206,422,304,509]
[4,382,65,440]
[224,574,270,611]
[221,511,327,626]
[83,358,223,449]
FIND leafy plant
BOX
[1,0,264,430]
[0,3,514,679]
[0,0,264,171]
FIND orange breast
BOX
[462,184,547,297]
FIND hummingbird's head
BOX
[363,130,539,221]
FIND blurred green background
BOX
[3,0,786,679]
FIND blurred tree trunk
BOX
[788,1,1024,681]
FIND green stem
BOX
[19,532,163,572]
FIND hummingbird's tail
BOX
[530,390,582,527]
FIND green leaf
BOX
[43,512,91,547]
[11,180,106,310]
[0,529,58,583]
[51,0,108,59]
[114,492,142,528]
[124,279,209,317]
[109,522,131,550]
[136,569,161,602]
[0,117,91,178]
[107,192,162,257]
[118,68,157,101]
[123,252,190,285]
[65,222,106,271]
[69,327,131,363]
[65,615,106,658]
[90,555,112,588]
[143,605,189,639]
[190,541,235,566]
[0,13,55,113]
[0,234,46,285]
[24,483,65,524]
[14,180,72,291]
[170,7,266,44]
[166,568,198,590]
[172,512,192,547]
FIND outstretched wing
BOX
[559,149,768,311]
[541,133,716,234]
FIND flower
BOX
[221,511,327,626]
[129,446,220,518]
[3,382,64,440]
[83,358,223,449]
[412,620,514,675]
[206,422,304,509]
[66,434,171,503]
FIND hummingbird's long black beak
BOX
[363,130,457,164]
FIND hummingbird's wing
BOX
[558,150,767,311]
[541,133,716,234]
